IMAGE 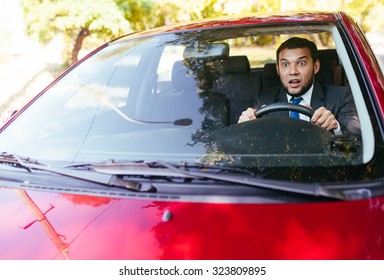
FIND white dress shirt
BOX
[286,84,342,135]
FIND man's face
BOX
[276,47,320,96]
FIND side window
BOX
[104,50,143,108]
[333,27,375,163]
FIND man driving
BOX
[238,37,361,139]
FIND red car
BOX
[1,11,384,260]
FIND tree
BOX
[21,0,131,65]
[114,0,159,31]
[279,0,384,33]
[20,0,383,66]
[115,0,266,32]
[342,0,384,33]
[115,0,193,30]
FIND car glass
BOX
[0,25,374,183]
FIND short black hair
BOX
[276,37,319,62]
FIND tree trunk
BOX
[71,27,90,64]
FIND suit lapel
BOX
[275,88,288,103]
[309,81,326,110]
[271,88,289,117]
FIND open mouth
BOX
[289,79,301,87]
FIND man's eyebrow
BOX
[279,55,309,62]
[297,56,309,60]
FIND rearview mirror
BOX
[183,43,229,59]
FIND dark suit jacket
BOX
[255,81,361,139]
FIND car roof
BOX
[117,11,343,40]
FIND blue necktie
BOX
[290,97,303,118]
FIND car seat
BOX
[215,56,260,124]
[152,60,230,130]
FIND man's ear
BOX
[275,63,280,76]
[314,59,320,75]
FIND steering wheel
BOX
[255,102,314,118]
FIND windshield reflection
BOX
[0,27,366,179]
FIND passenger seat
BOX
[152,60,230,129]
[216,56,260,124]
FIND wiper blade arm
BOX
[40,164,152,192]
[89,161,197,178]
[83,160,344,199]
[157,161,345,200]
[200,171,344,199]
[0,154,151,192]
[0,152,44,172]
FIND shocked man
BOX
[238,37,360,139]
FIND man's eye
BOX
[299,61,306,66]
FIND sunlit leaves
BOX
[20,0,130,64]
[19,0,384,65]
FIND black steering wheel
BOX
[255,102,314,118]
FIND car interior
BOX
[0,26,374,175]
[212,48,348,125]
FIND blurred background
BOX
[1,0,383,121]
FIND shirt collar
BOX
[286,83,314,105]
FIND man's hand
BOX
[238,106,339,131]
[238,108,256,123]
[311,106,339,131]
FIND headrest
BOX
[220,56,251,74]
[171,60,198,92]
[262,63,280,89]
[318,49,339,63]
[316,49,339,84]
[172,60,215,91]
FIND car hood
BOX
[1,186,384,260]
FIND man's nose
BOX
[289,64,299,75]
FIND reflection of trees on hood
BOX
[62,194,117,207]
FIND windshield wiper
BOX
[157,161,345,200]
[68,160,345,200]
[0,152,45,172]
[0,154,348,199]
[0,152,152,192]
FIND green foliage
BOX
[343,0,384,32]
[21,0,130,65]
[280,0,384,33]
[19,0,384,65]
[114,0,155,31]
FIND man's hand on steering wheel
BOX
[238,104,339,132]
[311,106,339,131]
[238,107,257,123]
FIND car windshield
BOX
[0,24,376,183]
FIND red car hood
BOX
[1,186,384,260]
